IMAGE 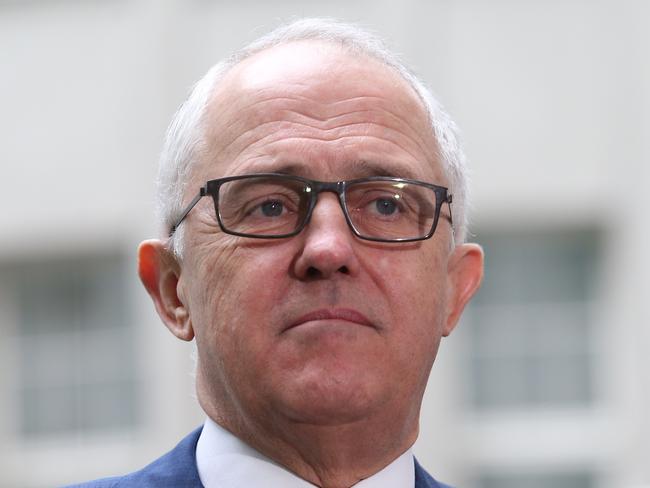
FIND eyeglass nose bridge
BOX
[299,180,353,234]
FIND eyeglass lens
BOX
[217,177,310,237]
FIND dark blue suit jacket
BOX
[65,427,452,488]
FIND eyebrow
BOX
[237,159,423,181]
[347,160,422,180]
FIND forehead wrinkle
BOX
[326,96,430,144]
[206,79,431,142]
[207,93,427,138]
[268,135,437,179]
[204,101,435,173]
[212,114,433,164]
[219,132,440,183]
[216,114,429,160]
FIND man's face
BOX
[172,42,476,430]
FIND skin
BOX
[139,41,483,488]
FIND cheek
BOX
[187,241,291,354]
[182,238,241,340]
[373,248,447,349]
[373,246,446,307]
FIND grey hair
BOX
[158,18,469,255]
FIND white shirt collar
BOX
[196,417,415,488]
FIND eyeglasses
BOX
[170,173,452,243]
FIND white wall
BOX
[1,1,648,487]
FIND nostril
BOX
[306,266,321,279]
[304,264,349,279]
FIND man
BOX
[71,18,483,488]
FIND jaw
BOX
[197,366,423,488]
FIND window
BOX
[477,471,594,488]
[2,253,138,437]
[465,228,601,409]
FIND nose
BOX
[293,194,361,280]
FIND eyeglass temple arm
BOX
[169,187,207,237]
[442,193,453,225]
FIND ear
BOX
[137,239,194,341]
[443,243,484,336]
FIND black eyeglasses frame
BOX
[170,173,452,243]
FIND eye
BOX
[259,200,285,217]
[374,197,399,216]
[238,190,301,221]
[360,192,405,220]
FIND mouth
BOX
[285,308,375,332]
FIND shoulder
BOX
[63,427,204,488]
[414,457,455,488]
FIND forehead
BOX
[199,41,440,181]
[216,40,425,108]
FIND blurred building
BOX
[1,1,648,487]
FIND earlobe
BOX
[138,239,195,341]
[443,243,484,336]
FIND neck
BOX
[199,391,419,488]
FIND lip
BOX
[286,308,374,331]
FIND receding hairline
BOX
[195,40,443,183]
[212,38,425,101]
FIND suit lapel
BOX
[414,457,452,488]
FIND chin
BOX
[277,370,390,426]
[283,397,380,426]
